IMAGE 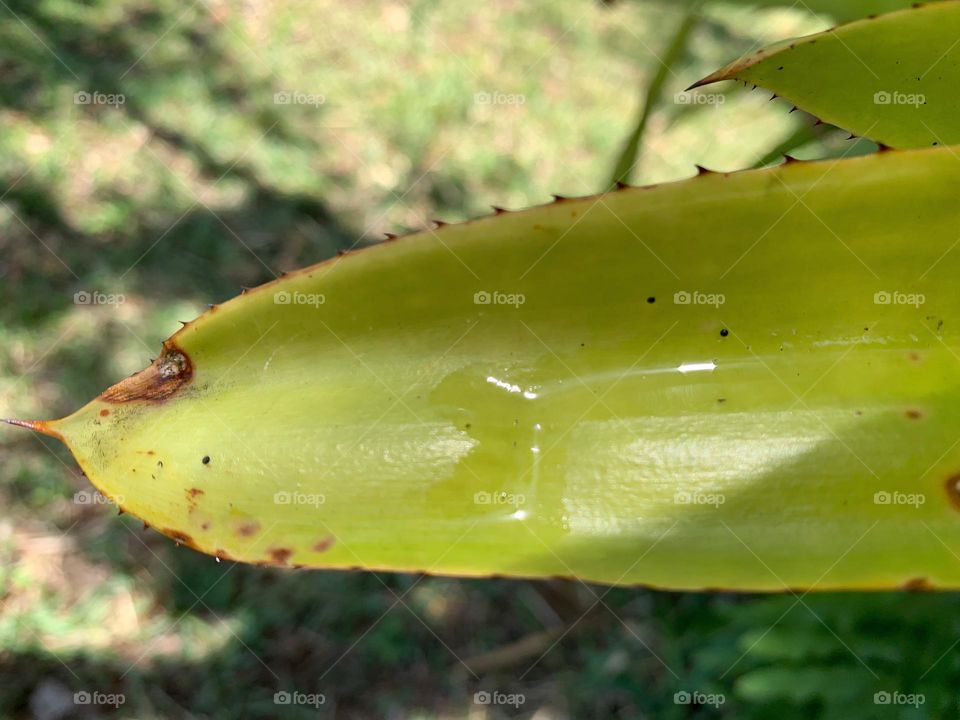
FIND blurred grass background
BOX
[0,0,953,718]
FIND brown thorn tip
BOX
[695,165,714,176]
[491,206,507,215]
[432,219,448,228]
[2,418,58,438]
[615,181,630,190]
[383,232,398,240]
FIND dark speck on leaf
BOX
[202,455,211,465]
[647,296,656,304]
[719,328,729,337]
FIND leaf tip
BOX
[2,418,61,439]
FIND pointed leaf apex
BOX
[2,418,61,439]
[686,66,732,91]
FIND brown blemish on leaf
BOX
[313,535,336,553]
[901,577,933,591]
[163,528,197,549]
[236,521,261,537]
[215,548,233,561]
[905,409,923,420]
[100,342,193,404]
[201,521,211,531]
[945,475,960,510]
[268,548,293,565]
[185,488,205,512]
[99,409,110,417]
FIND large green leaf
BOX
[9,146,960,590]
[691,1,960,148]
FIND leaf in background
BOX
[608,6,700,188]
[691,1,960,148]
[9,147,960,590]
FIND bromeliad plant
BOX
[8,2,960,590]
